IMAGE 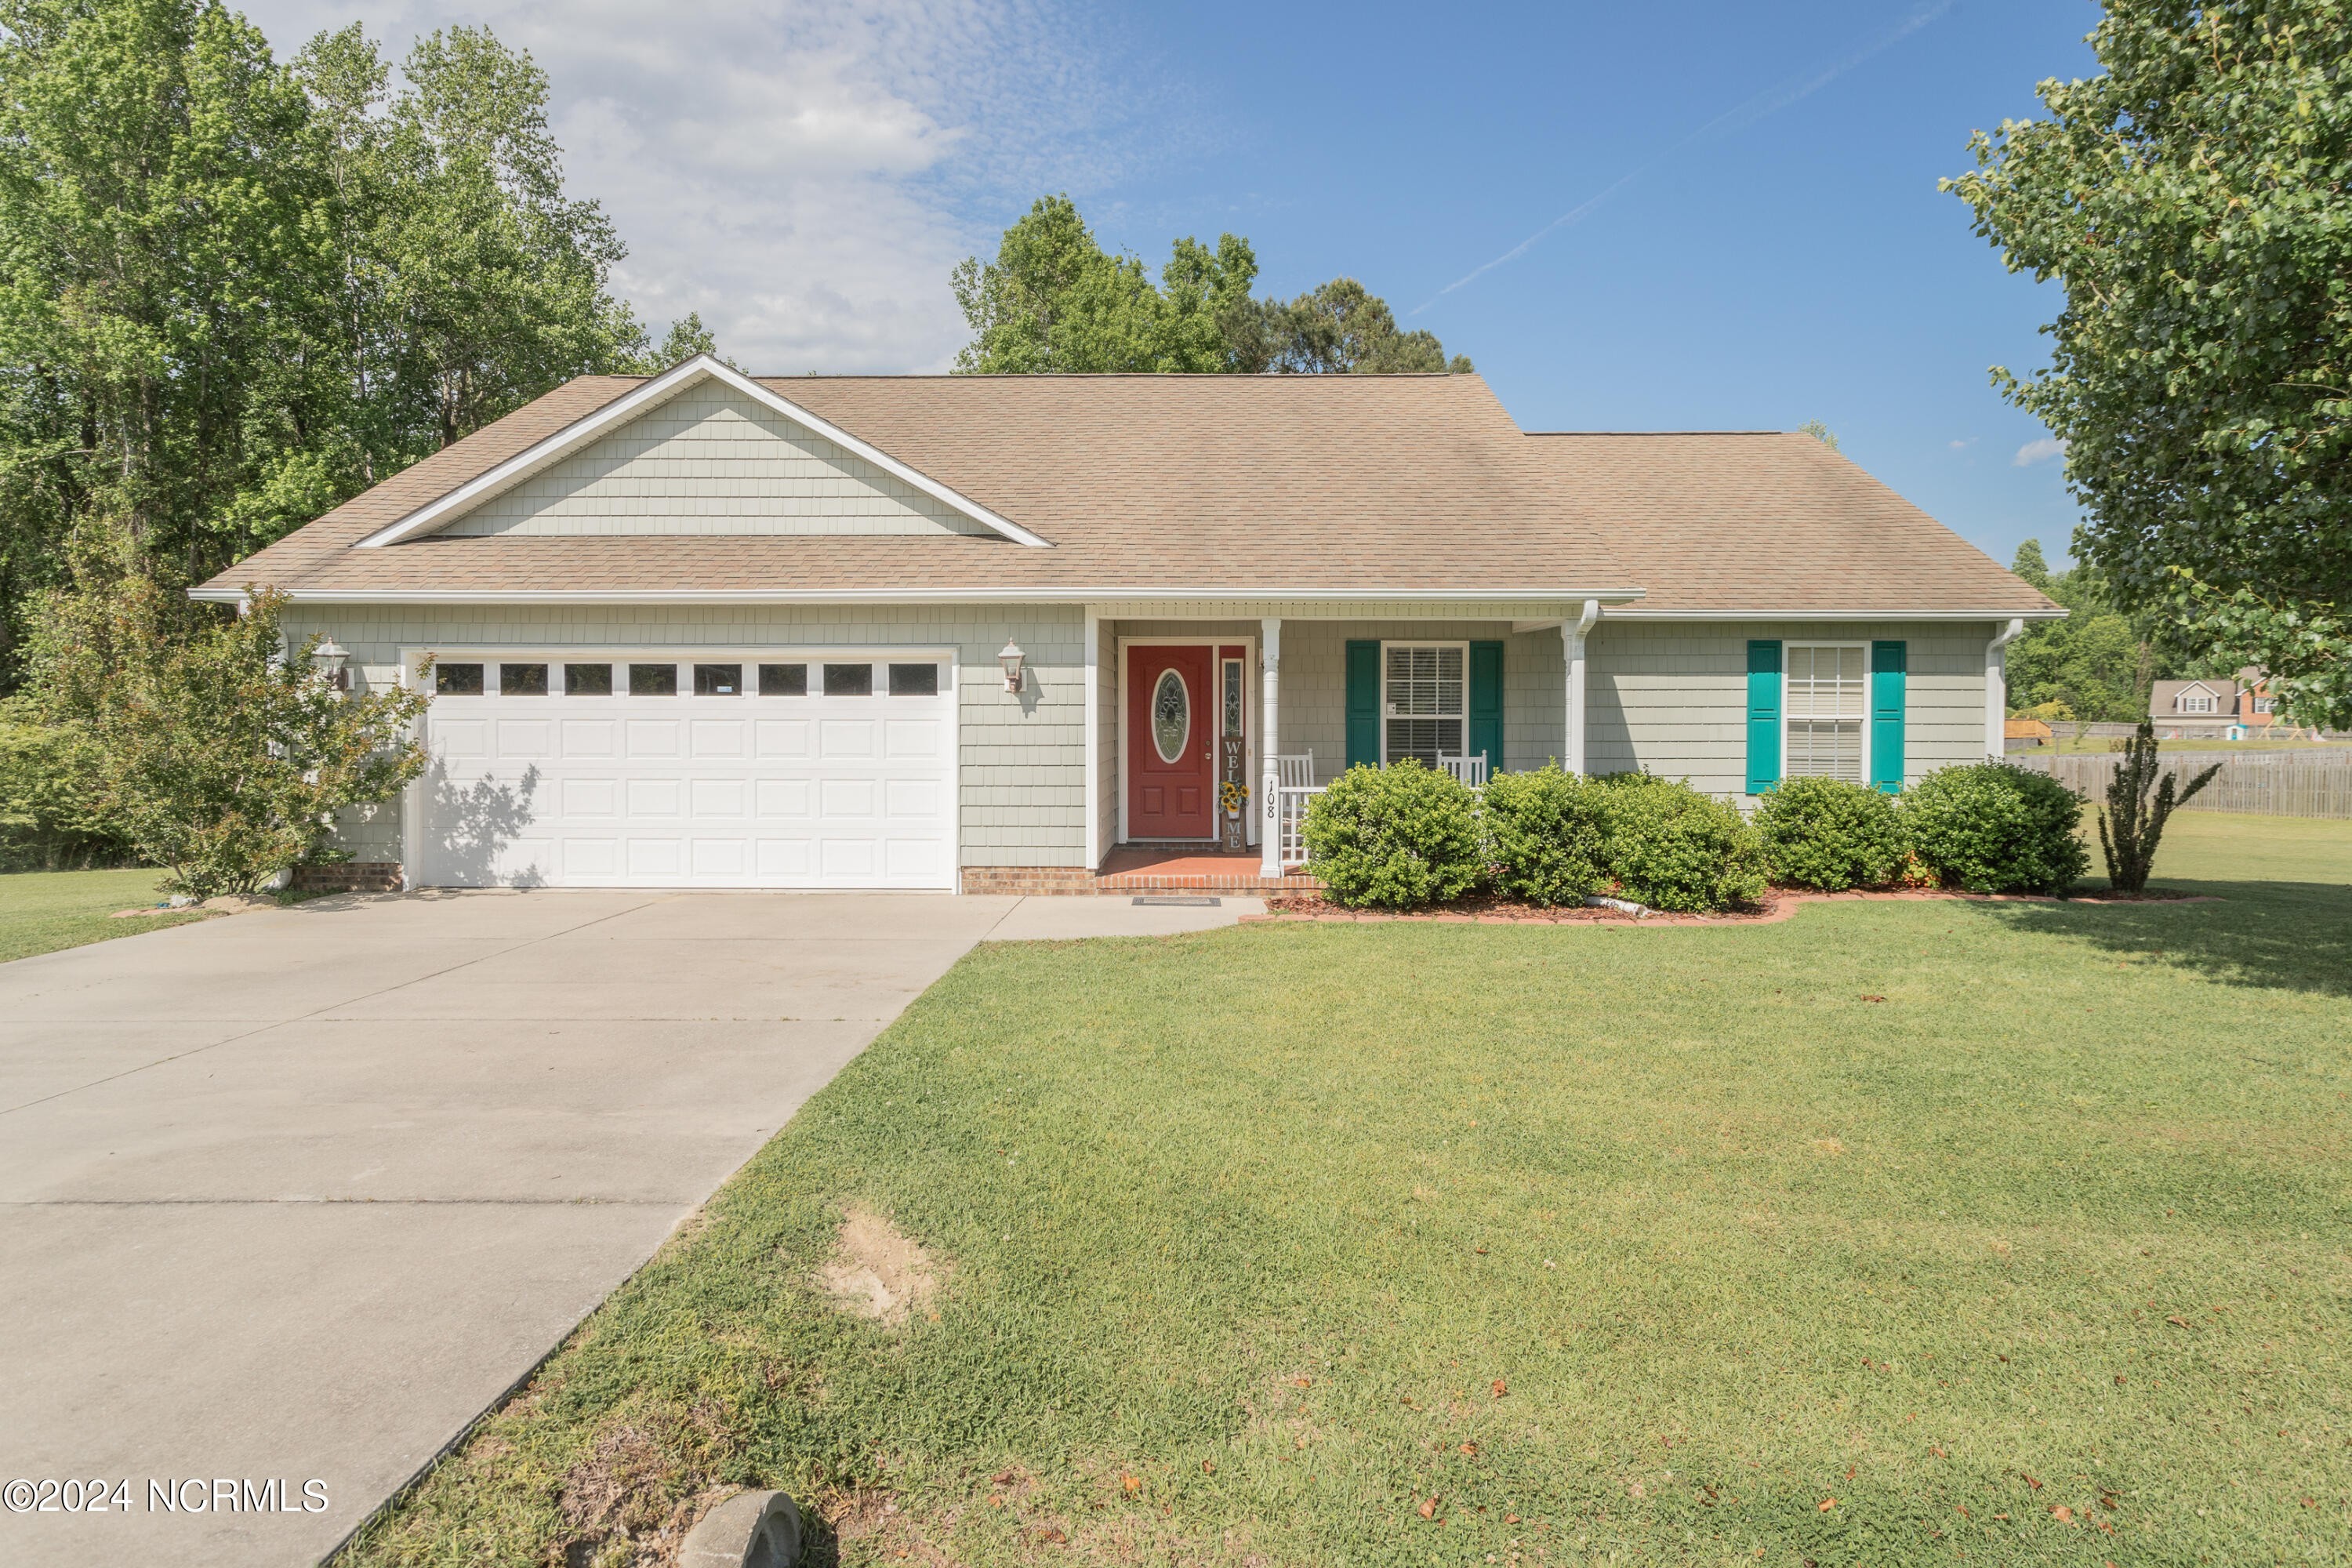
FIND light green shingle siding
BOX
[1589,621,1991,796]
[445,384,995,538]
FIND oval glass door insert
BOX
[1151,669,1190,764]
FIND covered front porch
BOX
[1080,604,1603,885]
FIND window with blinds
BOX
[1384,644,1465,764]
[1784,644,1867,782]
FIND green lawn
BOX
[349,817,2352,1568]
[0,866,209,964]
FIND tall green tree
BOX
[953,194,1470,376]
[1944,0,2352,726]
[0,4,697,688]
[2002,539,2158,723]
[0,0,330,626]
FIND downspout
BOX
[1985,617,2026,760]
[1565,599,1601,775]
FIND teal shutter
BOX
[1345,641,1381,769]
[1468,641,1504,772]
[1745,640,1783,794]
[1871,640,1907,793]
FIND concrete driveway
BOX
[0,889,1250,1566]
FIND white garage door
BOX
[414,653,956,889]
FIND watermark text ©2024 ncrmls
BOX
[4,1477,329,1515]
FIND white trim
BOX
[1378,640,1472,767]
[1565,598,1599,775]
[1083,608,1100,871]
[1260,619,1281,877]
[1780,640,1873,787]
[1116,634,1256,847]
[1609,608,2066,622]
[194,586,1645,607]
[1985,616,2025,760]
[353,356,1052,550]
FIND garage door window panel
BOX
[889,662,939,696]
[759,663,808,696]
[693,663,742,696]
[564,663,613,696]
[630,663,678,696]
[436,662,485,696]
[500,662,549,696]
[824,663,873,696]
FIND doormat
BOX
[1132,895,1221,907]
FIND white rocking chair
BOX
[1438,752,1490,788]
[1276,750,1316,789]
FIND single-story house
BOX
[194,356,2061,893]
[2150,672,2276,739]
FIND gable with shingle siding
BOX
[441,382,996,539]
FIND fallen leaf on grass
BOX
[1419,1497,1439,1520]
[1492,1380,1508,1398]
[1200,1461,1214,1475]
[2166,1315,2193,1328]
[1819,1497,1837,1512]
[1860,995,1886,1003]
[2022,1473,2043,1490]
[1459,1443,1479,1456]
[992,1470,1017,1486]
[2052,1504,2075,1523]
[1120,1473,1141,1494]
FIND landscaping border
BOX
[1243,887,2217,927]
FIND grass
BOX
[0,866,210,964]
[347,816,2352,1568]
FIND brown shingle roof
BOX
[198,370,2054,613]
[1526,431,2056,615]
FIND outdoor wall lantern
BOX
[310,637,351,691]
[996,639,1025,692]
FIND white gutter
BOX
[187,586,1652,608]
[1606,608,2068,622]
[1985,616,2027,759]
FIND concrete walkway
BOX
[0,889,1254,1566]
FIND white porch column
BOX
[1985,617,2025,760]
[1083,607,1101,870]
[1564,599,1600,774]
[1260,617,1282,876]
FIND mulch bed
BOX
[1246,887,2217,926]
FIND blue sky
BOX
[247,0,2100,568]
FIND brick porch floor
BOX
[1094,845,1321,895]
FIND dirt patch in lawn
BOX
[818,1204,944,1325]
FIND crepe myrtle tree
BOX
[27,556,428,898]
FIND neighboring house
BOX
[2151,672,2275,738]
[2005,717,2053,747]
[194,357,2060,892]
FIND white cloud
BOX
[236,1,1196,372]
[1948,437,1976,452]
[2013,437,2067,467]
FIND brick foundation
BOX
[292,861,405,894]
[959,866,1102,895]
[960,865,1323,897]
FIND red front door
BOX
[1128,644,1215,838]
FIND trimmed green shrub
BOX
[0,697,129,869]
[1480,764,1608,906]
[1595,773,1767,912]
[1303,760,1484,909]
[1899,762,2089,895]
[1755,776,1910,891]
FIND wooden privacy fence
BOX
[2013,751,2352,820]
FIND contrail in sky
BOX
[1412,1,1958,314]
